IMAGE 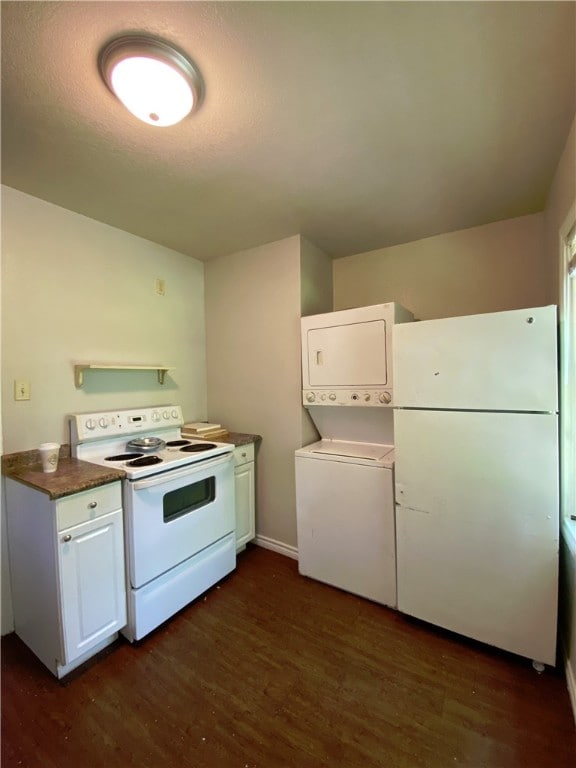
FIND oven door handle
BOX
[131,453,233,490]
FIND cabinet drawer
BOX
[234,443,254,467]
[57,482,122,531]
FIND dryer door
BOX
[305,319,388,388]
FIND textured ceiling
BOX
[1,1,575,261]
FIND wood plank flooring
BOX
[2,545,575,768]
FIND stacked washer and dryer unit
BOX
[295,303,413,607]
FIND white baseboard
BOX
[565,652,576,727]
[253,535,298,560]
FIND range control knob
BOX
[306,392,316,403]
[379,392,392,404]
[85,418,96,431]
[363,393,371,402]
[151,411,161,422]
[328,393,336,401]
[98,417,109,428]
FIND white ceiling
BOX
[1,1,575,262]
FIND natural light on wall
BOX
[99,36,203,127]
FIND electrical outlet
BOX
[155,278,166,296]
[14,380,30,401]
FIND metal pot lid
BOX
[126,436,166,452]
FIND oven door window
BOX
[163,476,216,523]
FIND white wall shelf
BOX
[74,363,174,388]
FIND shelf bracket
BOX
[75,365,87,388]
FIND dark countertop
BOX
[2,447,125,500]
[191,431,261,447]
[221,432,262,447]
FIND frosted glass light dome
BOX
[99,36,203,127]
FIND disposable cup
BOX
[39,442,60,473]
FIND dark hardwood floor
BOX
[2,545,575,768]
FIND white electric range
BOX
[69,405,236,642]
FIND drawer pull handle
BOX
[241,452,246,458]
[62,534,72,543]
[88,501,98,509]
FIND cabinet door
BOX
[234,462,255,551]
[58,509,127,664]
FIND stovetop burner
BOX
[180,443,217,453]
[105,453,144,462]
[165,440,192,447]
[128,455,164,467]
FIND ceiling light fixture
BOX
[99,35,203,127]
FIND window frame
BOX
[559,204,576,547]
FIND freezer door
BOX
[394,409,559,665]
[393,305,558,412]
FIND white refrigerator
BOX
[393,305,559,667]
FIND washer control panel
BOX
[303,390,393,407]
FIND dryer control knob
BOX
[85,418,96,431]
[98,417,109,428]
[328,393,336,401]
[379,392,392,404]
[163,410,170,420]
[151,411,161,422]
[305,392,316,403]
[171,409,179,419]
[363,393,371,402]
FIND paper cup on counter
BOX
[39,442,60,473]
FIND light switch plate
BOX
[14,380,30,401]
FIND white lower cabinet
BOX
[5,479,127,678]
[58,508,126,664]
[234,443,255,551]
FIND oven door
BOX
[124,452,235,589]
